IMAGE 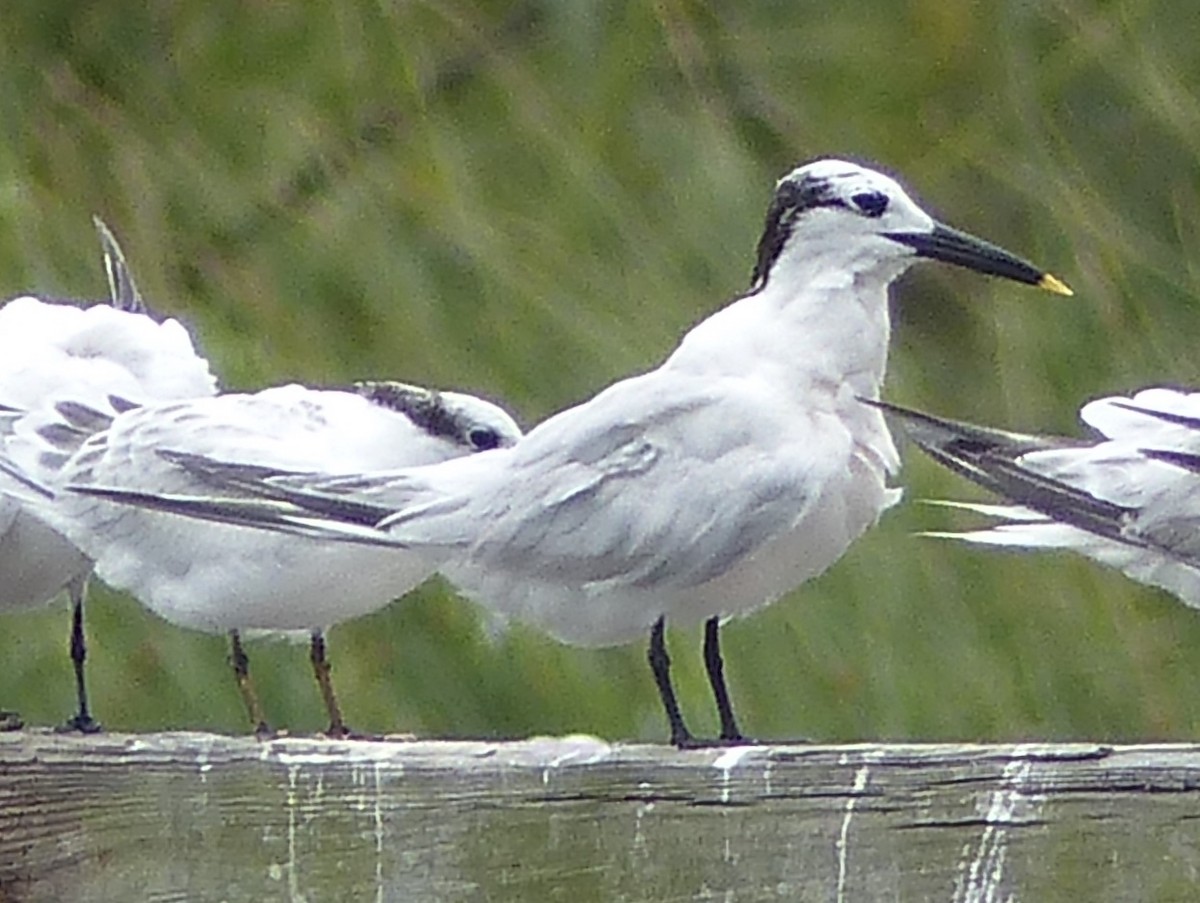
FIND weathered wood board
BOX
[2,732,1199,901]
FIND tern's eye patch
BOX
[851,192,889,217]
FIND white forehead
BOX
[779,159,910,198]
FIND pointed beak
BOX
[884,223,1072,295]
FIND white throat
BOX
[668,245,908,402]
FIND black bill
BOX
[884,223,1072,294]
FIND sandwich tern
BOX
[30,381,522,736]
[0,220,218,731]
[874,389,1200,607]
[74,159,1071,745]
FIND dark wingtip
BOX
[93,216,148,315]
[860,397,988,450]
[1141,447,1200,474]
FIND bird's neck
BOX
[667,265,897,401]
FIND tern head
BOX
[750,159,1071,297]
[355,381,523,452]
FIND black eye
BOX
[851,191,889,217]
[467,427,501,451]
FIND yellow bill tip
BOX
[1038,273,1073,296]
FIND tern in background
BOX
[0,220,218,731]
[75,159,1071,746]
[873,388,1200,607]
[9,381,522,737]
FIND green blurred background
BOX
[2,0,1199,743]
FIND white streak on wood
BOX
[373,762,385,903]
[836,764,872,903]
[712,746,755,771]
[631,800,654,860]
[712,745,755,803]
[538,734,614,784]
[269,743,358,768]
[195,740,212,781]
[285,763,306,903]
[954,745,1046,903]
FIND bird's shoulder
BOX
[514,367,813,471]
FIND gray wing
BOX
[387,369,832,590]
[73,369,829,592]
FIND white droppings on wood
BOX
[373,761,385,903]
[285,763,307,903]
[953,746,1045,903]
[835,764,871,903]
[631,800,655,860]
[268,743,361,769]
[537,734,614,785]
[194,738,213,782]
[711,746,755,772]
[712,745,756,803]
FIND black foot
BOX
[57,713,103,735]
[703,617,748,742]
[66,577,98,736]
[0,710,23,731]
[674,734,760,750]
[309,632,353,742]
[230,631,276,739]
[322,725,385,741]
[649,617,699,747]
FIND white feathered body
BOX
[367,256,904,646]
[0,297,217,612]
[50,385,514,633]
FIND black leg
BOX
[229,630,272,738]
[309,631,349,738]
[59,576,101,734]
[648,616,694,747]
[703,617,746,743]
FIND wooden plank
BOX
[1,732,1199,901]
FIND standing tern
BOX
[0,220,218,731]
[75,159,1071,745]
[25,381,522,736]
[873,388,1200,607]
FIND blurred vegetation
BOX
[3,0,1200,742]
